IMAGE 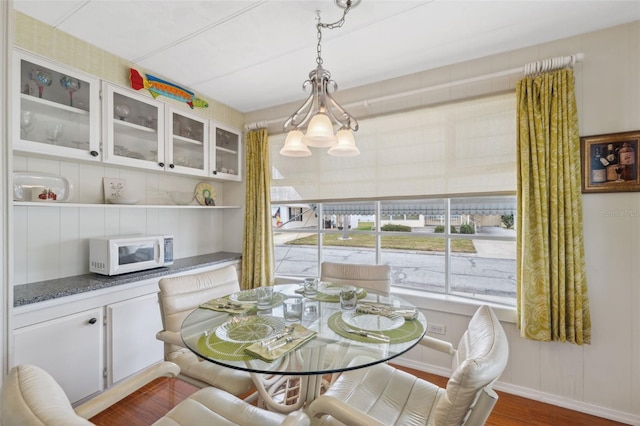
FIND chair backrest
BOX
[158,265,240,335]
[434,305,509,426]
[320,262,391,295]
[0,364,92,426]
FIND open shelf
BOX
[13,202,240,209]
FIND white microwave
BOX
[90,235,173,276]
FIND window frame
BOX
[272,195,516,306]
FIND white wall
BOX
[391,23,639,424]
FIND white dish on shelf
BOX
[14,172,73,202]
[107,198,139,205]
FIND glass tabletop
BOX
[180,284,427,376]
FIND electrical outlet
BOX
[427,323,446,335]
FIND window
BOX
[269,92,517,305]
[288,207,303,222]
[273,196,516,305]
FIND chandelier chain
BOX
[315,1,352,66]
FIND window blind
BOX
[270,92,516,202]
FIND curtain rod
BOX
[244,52,584,131]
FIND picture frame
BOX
[580,130,640,193]
[103,177,128,203]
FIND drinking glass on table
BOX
[340,286,358,310]
[303,278,318,297]
[256,286,273,309]
[283,297,303,322]
[302,299,319,322]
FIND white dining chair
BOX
[0,361,309,426]
[156,265,255,396]
[320,262,391,296]
[308,305,509,426]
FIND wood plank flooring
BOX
[90,364,629,425]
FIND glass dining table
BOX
[180,283,427,413]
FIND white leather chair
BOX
[307,305,509,426]
[0,361,309,426]
[320,262,391,296]
[156,266,254,396]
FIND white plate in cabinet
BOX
[102,82,166,171]
[13,49,101,161]
[210,122,242,182]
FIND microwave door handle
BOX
[157,240,163,263]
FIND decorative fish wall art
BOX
[129,68,209,109]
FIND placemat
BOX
[197,331,255,361]
[328,311,424,344]
[301,288,368,303]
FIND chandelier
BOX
[280,0,360,157]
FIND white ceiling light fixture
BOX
[280,0,360,158]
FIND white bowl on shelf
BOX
[167,191,195,205]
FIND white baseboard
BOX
[392,357,640,426]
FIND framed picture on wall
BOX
[581,130,640,193]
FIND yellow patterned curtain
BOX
[241,129,274,289]
[516,69,591,344]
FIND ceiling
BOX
[14,1,640,114]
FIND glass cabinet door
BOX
[210,123,242,181]
[13,50,101,161]
[166,108,208,176]
[103,83,165,171]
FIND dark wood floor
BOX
[90,364,629,426]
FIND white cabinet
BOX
[166,107,209,176]
[13,307,104,404]
[107,294,164,385]
[210,122,242,181]
[13,49,101,161]
[102,82,166,171]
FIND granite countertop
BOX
[14,252,242,307]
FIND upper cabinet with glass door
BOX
[210,123,242,182]
[13,50,101,161]
[102,83,165,171]
[166,107,208,176]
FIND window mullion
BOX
[317,203,323,277]
[375,200,381,263]
[445,199,451,294]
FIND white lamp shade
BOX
[328,128,360,157]
[303,113,337,147]
[280,130,311,157]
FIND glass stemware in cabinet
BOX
[30,69,52,99]
[60,76,81,107]
[15,51,101,160]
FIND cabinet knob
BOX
[169,164,175,169]
[158,162,165,168]
[88,317,98,325]
[90,150,99,157]
[212,170,218,175]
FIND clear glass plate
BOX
[342,312,404,331]
[318,282,362,296]
[229,289,285,307]
[215,315,285,343]
[229,288,259,304]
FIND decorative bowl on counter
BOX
[167,191,195,205]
